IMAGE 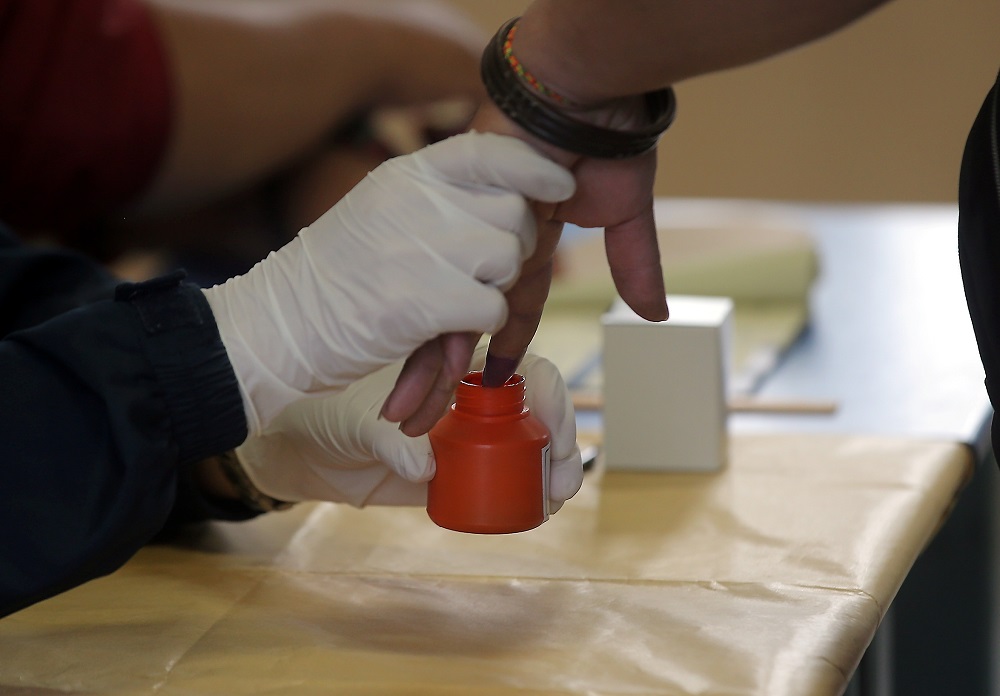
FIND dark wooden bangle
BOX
[481,17,677,159]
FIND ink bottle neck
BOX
[453,371,526,418]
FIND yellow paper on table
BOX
[533,202,819,397]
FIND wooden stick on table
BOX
[572,392,838,415]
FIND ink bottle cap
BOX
[427,371,551,534]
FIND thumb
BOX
[518,353,583,505]
[370,430,436,483]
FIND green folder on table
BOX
[530,206,820,399]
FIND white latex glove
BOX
[235,347,584,511]
[203,133,575,435]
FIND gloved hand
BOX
[202,132,576,435]
[234,347,584,511]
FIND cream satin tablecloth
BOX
[0,434,971,695]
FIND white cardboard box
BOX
[601,295,733,472]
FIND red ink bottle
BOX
[427,371,551,534]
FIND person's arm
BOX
[0,226,248,618]
[511,0,890,103]
[136,0,486,212]
[0,0,485,235]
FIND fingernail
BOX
[378,398,394,422]
[646,298,669,322]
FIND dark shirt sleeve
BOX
[0,226,250,617]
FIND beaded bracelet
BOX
[482,17,676,159]
[502,21,572,106]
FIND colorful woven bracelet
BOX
[482,16,676,159]
[502,21,569,106]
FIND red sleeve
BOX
[0,0,174,233]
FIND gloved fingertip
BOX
[416,460,437,484]
[530,169,577,204]
[451,132,575,202]
[404,451,437,483]
[550,458,584,502]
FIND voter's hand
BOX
[383,100,668,433]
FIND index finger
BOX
[482,254,554,386]
[482,211,564,386]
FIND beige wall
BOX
[445,0,1000,203]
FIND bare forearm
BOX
[513,0,893,102]
[138,0,484,211]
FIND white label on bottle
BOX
[541,442,551,520]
